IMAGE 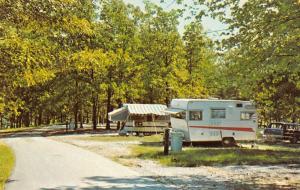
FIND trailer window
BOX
[211,109,226,119]
[172,112,186,119]
[240,112,255,120]
[189,111,203,120]
[236,103,243,108]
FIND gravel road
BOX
[3,137,172,190]
[52,135,300,190]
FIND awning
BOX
[125,104,167,116]
[163,108,185,114]
[108,104,168,121]
[108,107,128,121]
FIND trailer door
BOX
[188,110,223,141]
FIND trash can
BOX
[170,131,184,152]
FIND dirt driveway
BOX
[52,134,300,190]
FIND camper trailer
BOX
[164,99,257,144]
[108,104,169,135]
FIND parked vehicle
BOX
[263,122,300,143]
[164,99,258,145]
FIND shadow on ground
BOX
[257,141,300,148]
[0,127,117,139]
[39,175,300,190]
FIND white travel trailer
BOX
[164,99,257,144]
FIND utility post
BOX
[163,128,170,155]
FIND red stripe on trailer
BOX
[189,126,254,132]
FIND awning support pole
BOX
[152,114,157,135]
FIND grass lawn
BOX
[78,134,163,142]
[0,142,15,190]
[131,143,300,167]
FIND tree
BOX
[98,0,143,129]
[194,0,300,122]
[70,49,111,129]
[0,0,96,127]
[0,0,229,129]
[183,21,218,98]
[138,3,188,105]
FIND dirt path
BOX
[52,135,300,190]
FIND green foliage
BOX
[183,21,218,97]
[193,0,300,122]
[0,0,98,127]
[138,3,188,104]
[3,0,294,128]
[0,142,15,190]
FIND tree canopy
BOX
[0,0,299,128]
[193,0,300,122]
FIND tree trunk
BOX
[86,112,89,124]
[23,111,30,127]
[74,79,79,130]
[34,116,38,126]
[98,114,101,127]
[92,94,98,130]
[17,115,21,128]
[60,113,63,123]
[79,110,83,128]
[0,114,2,129]
[106,87,112,130]
[30,113,33,127]
[165,82,170,106]
[149,87,154,104]
[90,68,97,130]
[117,99,122,130]
[38,108,43,126]
[74,106,78,130]
[10,115,15,128]
[46,115,51,125]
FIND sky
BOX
[123,0,228,40]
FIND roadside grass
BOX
[0,142,15,190]
[78,134,163,142]
[0,126,38,133]
[131,144,300,167]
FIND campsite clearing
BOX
[52,134,300,189]
[72,134,300,166]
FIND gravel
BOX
[52,135,300,190]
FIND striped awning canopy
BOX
[108,104,168,121]
[125,104,167,115]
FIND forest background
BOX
[0,0,299,129]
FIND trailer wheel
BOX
[183,141,192,146]
[222,137,236,147]
[290,136,298,144]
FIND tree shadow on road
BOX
[39,174,300,190]
[39,175,173,190]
